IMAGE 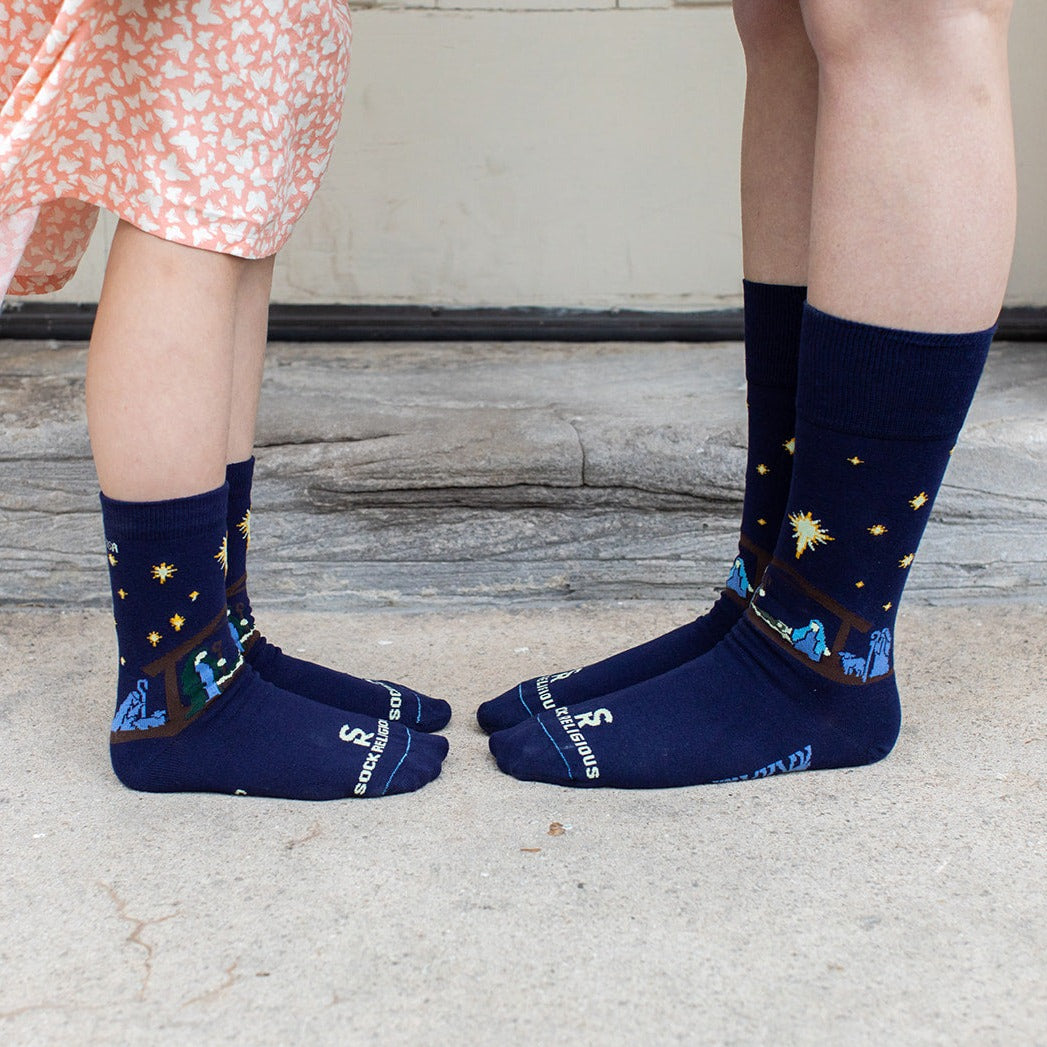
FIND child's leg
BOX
[220,251,452,730]
[86,222,241,501]
[475,0,818,734]
[489,0,1013,788]
[89,221,447,799]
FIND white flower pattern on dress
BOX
[0,0,352,297]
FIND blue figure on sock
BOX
[726,556,753,599]
[111,679,167,732]
[790,619,829,662]
[193,651,222,700]
[228,617,244,654]
[867,627,892,678]
[839,651,867,678]
[840,626,893,681]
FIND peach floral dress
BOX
[0,0,352,298]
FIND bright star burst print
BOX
[215,536,228,574]
[789,511,835,559]
[151,562,177,584]
[237,510,251,550]
[909,491,929,510]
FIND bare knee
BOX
[800,0,1013,67]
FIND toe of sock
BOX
[488,719,583,787]
[407,689,452,732]
[476,681,535,735]
[380,727,449,796]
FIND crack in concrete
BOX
[0,1000,103,1021]
[100,882,179,1002]
[285,821,324,851]
[182,958,242,1009]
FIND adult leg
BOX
[475,0,818,734]
[801,0,1015,331]
[735,0,817,285]
[489,0,1013,789]
[89,223,447,798]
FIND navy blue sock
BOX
[489,306,992,788]
[476,280,806,733]
[225,458,451,732]
[104,484,448,799]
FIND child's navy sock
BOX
[225,458,451,732]
[489,306,992,788]
[104,484,448,799]
[476,280,806,733]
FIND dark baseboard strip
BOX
[1,302,1045,343]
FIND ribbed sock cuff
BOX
[225,456,255,501]
[797,305,994,440]
[742,280,808,390]
[99,483,229,541]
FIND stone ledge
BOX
[0,338,1043,607]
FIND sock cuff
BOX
[226,456,255,498]
[99,483,229,541]
[742,280,808,390]
[797,305,994,441]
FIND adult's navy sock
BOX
[489,306,992,788]
[225,458,451,732]
[103,484,448,799]
[477,280,806,733]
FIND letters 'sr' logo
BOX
[339,725,375,747]
[575,708,613,728]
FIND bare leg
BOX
[228,255,275,464]
[800,0,1016,331]
[734,0,818,284]
[86,221,249,500]
[476,3,818,735]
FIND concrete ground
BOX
[1,600,1045,1046]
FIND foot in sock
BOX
[476,280,806,734]
[103,485,448,799]
[225,458,451,732]
[489,307,992,788]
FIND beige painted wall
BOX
[39,1,1047,309]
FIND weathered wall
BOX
[35,1,1047,308]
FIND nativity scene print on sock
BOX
[724,534,773,604]
[107,536,245,741]
[745,466,940,687]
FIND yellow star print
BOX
[151,562,177,584]
[789,511,835,559]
